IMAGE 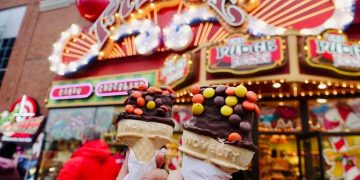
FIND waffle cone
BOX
[117,119,173,162]
[179,130,255,174]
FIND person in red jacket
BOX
[57,126,120,180]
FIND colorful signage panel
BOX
[159,54,193,89]
[95,78,148,97]
[207,35,286,74]
[1,116,46,143]
[47,71,157,108]
[304,30,360,77]
[50,83,93,100]
[50,0,353,76]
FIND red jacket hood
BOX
[72,140,111,162]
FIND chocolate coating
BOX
[183,86,258,151]
[118,87,175,127]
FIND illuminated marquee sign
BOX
[159,54,193,88]
[50,0,354,76]
[95,78,148,97]
[50,83,93,100]
[49,0,254,76]
[207,35,286,74]
[305,30,360,77]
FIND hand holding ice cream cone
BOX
[116,85,176,179]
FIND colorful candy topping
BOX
[214,96,225,107]
[203,88,215,99]
[221,105,233,116]
[123,84,175,118]
[190,84,260,144]
[134,108,143,115]
[235,84,247,98]
[192,103,204,115]
[229,114,242,126]
[137,97,145,107]
[132,91,142,98]
[146,101,156,110]
[242,100,255,111]
[192,94,204,104]
[228,132,242,142]
[225,96,238,107]
[138,83,148,91]
[225,87,235,96]
[125,104,134,113]
[191,85,201,95]
[246,91,258,102]
[240,121,251,132]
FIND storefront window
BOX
[299,134,360,179]
[39,106,121,178]
[0,6,26,86]
[258,135,300,179]
[259,100,301,132]
[308,98,360,132]
[172,105,192,132]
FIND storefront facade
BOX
[1,0,360,179]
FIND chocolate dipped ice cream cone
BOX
[180,84,260,174]
[117,85,175,162]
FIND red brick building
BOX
[0,0,89,113]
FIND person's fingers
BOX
[141,169,168,180]
[116,151,130,180]
[156,153,165,168]
[167,169,183,180]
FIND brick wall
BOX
[0,0,89,114]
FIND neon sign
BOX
[207,35,286,74]
[50,83,93,100]
[159,54,193,88]
[305,30,360,77]
[95,78,148,97]
[49,0,252,76]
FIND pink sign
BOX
[50,83,93,100]
[95,78,148,97]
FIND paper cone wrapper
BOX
[117,119,173,162]
[179,130,255,174]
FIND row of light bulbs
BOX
[175,79,360,102]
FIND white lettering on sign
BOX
[216,39,277,59]
[95,78,148,97]
[50,83,93,100]
[316,34,360,69]
[216,37,277,68]
[231,52,272,68]
[160,54,191,87]
[58,87,82,96]
[89,0,120,46]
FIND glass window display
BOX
[259,101,301,132]
[171,105,192,132]
[259,135,300,180]
[309,98,360,132]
